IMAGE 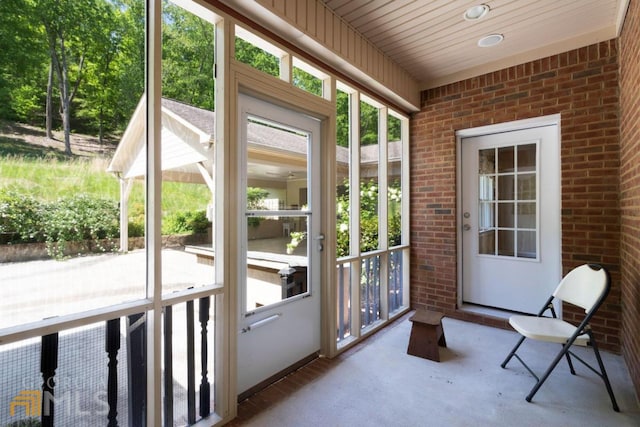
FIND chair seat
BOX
[501,264,618,411]
[509,315,589,346]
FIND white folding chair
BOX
[500,263,619,411]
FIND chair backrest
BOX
[553,264,610,312]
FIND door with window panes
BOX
[461,125,561,314]
[236,94,321,396]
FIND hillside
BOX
[0,120,119,159]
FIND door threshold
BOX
[238,351,319,402]
[458,303,514,320]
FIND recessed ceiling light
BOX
[478,33,504,47]
[464,4,490,21]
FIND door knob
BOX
[463,224,471,231]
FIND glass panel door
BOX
[243,116,311,312]
[237,94,321,396]
[477,143,538,259]
[461,123,560,314]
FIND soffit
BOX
[323,0,629,89]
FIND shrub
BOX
[40,194,120,258]
[128,202,145,237]
[0,188,43,243]
[335,179,401,257]
[162,210,210,235]
[5,418,41,427]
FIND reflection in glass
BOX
[518,144,537,172]
[479,149,495,174]
[243,116,312,312]
[518,173,536,200]
[479,175,495,201]
[479,230,495,255]
[518,203,536,228]
[245,216,309,312]
[498,175,514,200]
[477,143,539,260]
[498,202,515,228]
[498,230,514,256]
[246,118,309,211]
[518,230,537,258]
[498,146,515,172]
[479,202,495,231]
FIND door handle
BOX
[463,224,471,231]
[241,313,281,333]
[315,234,325,251]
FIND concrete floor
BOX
[1,247,638,426]
[232,313,640,427]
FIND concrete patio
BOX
[231,313,640,427]
[1,248,638,426]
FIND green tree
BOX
[235,37,279,77]
[110,0,145,131]
[74,6,123,141]
[162,1,215,110]
[336,179,401,257]
[0,0,49,124]
[293,67,322,97]
[360,101,378,146]
[336,90,349,148]
[34,0,118,154]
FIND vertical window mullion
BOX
[350,92,362,335]
[378,108,389,320]
[279,52,291,82]
[403,116,410,307]
[145,0,162,423]
[215,17,232,421]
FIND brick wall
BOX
[619,0,640,400]
[410,39,622,350]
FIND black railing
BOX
[1,295,214,427]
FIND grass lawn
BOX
[0,121,211,215]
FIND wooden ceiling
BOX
[323,0,630,89]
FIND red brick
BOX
[411,38,622,354]
[619,0,640,401]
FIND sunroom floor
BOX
[230,312,640,426]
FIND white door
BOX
[237,94,322,396]
[460,124,561,314]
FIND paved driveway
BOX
[0,248,214,425]
[0,248,214,329]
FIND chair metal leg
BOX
[501,335,526,368]
[563,348,576,375]
[589,334,620,412]
[525,341,572,403]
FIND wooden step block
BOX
[407,309,446,362]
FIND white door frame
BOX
[236,93,322,395]
[456,114,562,315]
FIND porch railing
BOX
[0,287,221,426]
[336,247,406,344]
